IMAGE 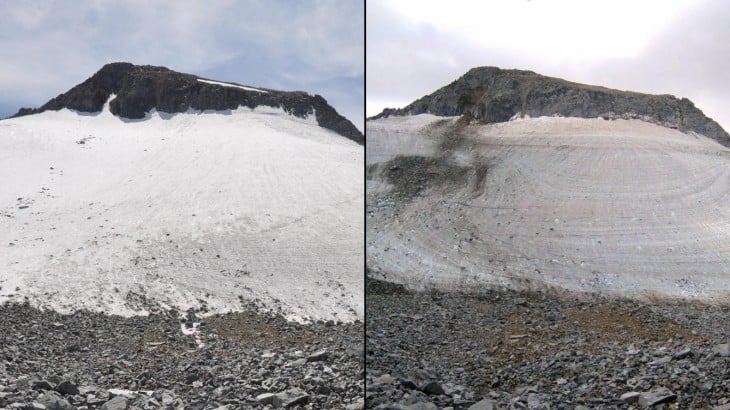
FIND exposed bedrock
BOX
[13,62,363,144]
[372,66,729,147]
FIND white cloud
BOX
[385,0,695,61]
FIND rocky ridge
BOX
[371,66,729,147]
[13,62,363,144]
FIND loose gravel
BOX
[366,277,730,409]
[0,302,364,409]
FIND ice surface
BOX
[367,115,730,302]
[0,100,363,322]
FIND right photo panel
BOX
[366,1,730,408]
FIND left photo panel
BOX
[0,1,364,409]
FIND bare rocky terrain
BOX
[0,302,364,409]
[367,277,730,409]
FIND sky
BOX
[367,0,730,134]
[0,0,364,131]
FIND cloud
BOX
[590,0,730,131]
[0,0,363,129]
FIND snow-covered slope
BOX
[367,114,730,302]
[0,100,363,322]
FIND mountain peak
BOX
[372,65,729,147]
[13,62,363,144]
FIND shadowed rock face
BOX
[372,66,729,147]
[13,62,363,144]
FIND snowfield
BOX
[0,99,363,322]
[367,115,730,302]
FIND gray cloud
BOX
[581,0,730,132]
[367,0,730,133]
[0,1,363,130]
[366,0,552,115]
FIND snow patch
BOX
[180,320,205,348]
[108,388,154,397]
[197,78,268,93]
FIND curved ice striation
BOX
[367,115,730,302]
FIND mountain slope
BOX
[1,75,362,322]
[13,62,363,144]
[372,66,729,147]
[367,66,730,302]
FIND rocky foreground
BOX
[0,302,363,409]
[366,277,730,409]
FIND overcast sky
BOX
[0,0,364,131]
[368,0,730,133]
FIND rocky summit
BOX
[372,66,729,147]
[13,62,363,144]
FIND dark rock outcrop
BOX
[372,66,729,147]
[13,62,362,144]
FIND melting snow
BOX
[180,320,205,348]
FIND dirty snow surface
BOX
[367,115,730,302]
[0,102,363,322]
